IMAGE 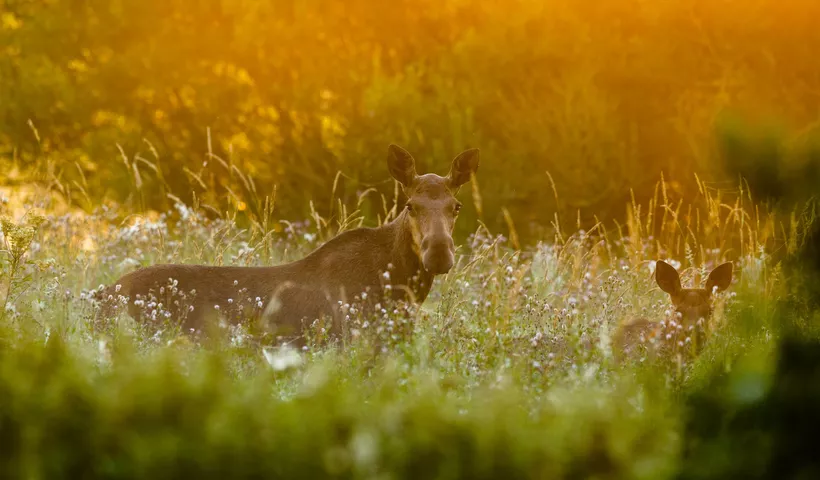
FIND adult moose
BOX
[97,144,479,343]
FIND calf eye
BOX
[406,203,416,215]
[454,203,463,214]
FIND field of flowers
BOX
[1,171,815,479]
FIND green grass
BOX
[0,178,811,479]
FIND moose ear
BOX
[655,260,682,296]
[387,144,418,188]
[446,148,480,190]
[706,262,733,294]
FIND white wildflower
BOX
[263,346,304,371]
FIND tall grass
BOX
[0,167,809,478]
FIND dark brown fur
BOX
[96,144,479,343]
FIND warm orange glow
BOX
[1,0,819,238]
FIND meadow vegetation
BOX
[0,157,817,478]
[2,0,820,478]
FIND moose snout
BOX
[420,235,455,274]
[679,306,713,326]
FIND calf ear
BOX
[387,144,418,188]
[655,260,682,296]
[446,148,480,190]
[706,262,733,294]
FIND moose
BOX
[96,144,479,343]
[616,260,734,358]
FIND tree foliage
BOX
[2,0,820,239]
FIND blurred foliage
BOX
[717,115,820,308]
[678,88,820,480]
[2,0,820,240]
[0,324,680,479]
[679,335,820,480]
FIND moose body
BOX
[97,144,480,341]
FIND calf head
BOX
[655,260,733,327]
[615,260,734,360]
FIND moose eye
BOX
[454,203,463,214]
[406,203,416,215]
